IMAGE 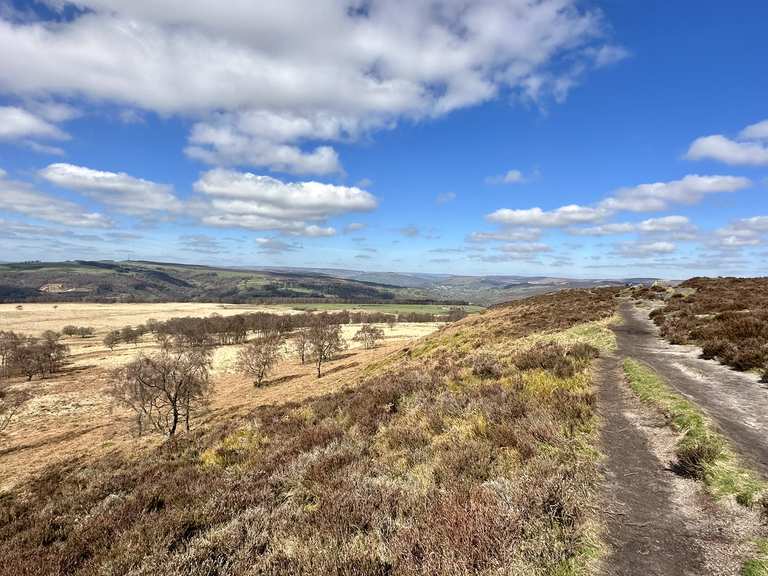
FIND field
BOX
[0,302,442,490]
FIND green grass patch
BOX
[742,539,768,576]
[623,358,766,505]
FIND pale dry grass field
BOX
[0,302,442,491]
[0,302,299,336]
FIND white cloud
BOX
[568,222,635,236]
[714,216,768,249]
[486,169,528,185]
[194,168,376,234]
[740,120,768,141]
[0,1,621,173]
[0,105,67,140]
[599,174,750,212]
[0,169,110,227]
[40,163,182,216]
[615,241,676,257]
[487,204,607,227]
[571,215,696,238]
[686,119,768,166]
[686,135,768,166]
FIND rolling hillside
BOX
[0,261,435,304]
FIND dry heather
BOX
[0,288,619,576]
[648,277,768,379]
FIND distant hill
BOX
[0,261,436,304]
[0,261,659,305]
[246,266,659,305]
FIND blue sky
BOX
[0,0,766,278]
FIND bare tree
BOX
[307,316,347,378]
[0,380,27,436]
[104,330,121,350]
[110,348,212,437]
[292,329,309,364]
[353,324,385,349]
[0,331,21,379]
[237,333,283,387]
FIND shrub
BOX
[470,351,503,379]
[700,338,732,360]
[514,342,575,379]
[675,435,723,479]
[567,342,600,362]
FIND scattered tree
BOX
[353,324,385,349]
[0,380,27,435]
[292,329,309,364]
[237,333,283,387]
[104,330,121,350]
[307,315,347,378]
[111,347,212,437]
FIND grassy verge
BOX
[623,358,766,506]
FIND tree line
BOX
[101,307,467,350]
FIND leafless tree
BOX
[307,315,347,378]
[353,324,385,349]
[104,330,121,350]
[292,329,309,364]
[110,347,212,437]
[0,331,22,379]
[237,333,283,387]
[0,380,27,436]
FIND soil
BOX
[615,301,768,476]
[596,300,768,575]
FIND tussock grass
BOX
[623,358,766,506]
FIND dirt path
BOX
[615,301,768,476]
[597,353,709,575]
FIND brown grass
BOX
[0,289,619,575]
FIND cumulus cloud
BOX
[686,119,768,165]
[0,169,110,227]
[194,168,376,235]
[0,105,67,141]
[570,215,696,237]
[714,215,768,249]
[0,0,622,173]
[599,175,749,212]
[487,204,607,227]
[40,163,182,216]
